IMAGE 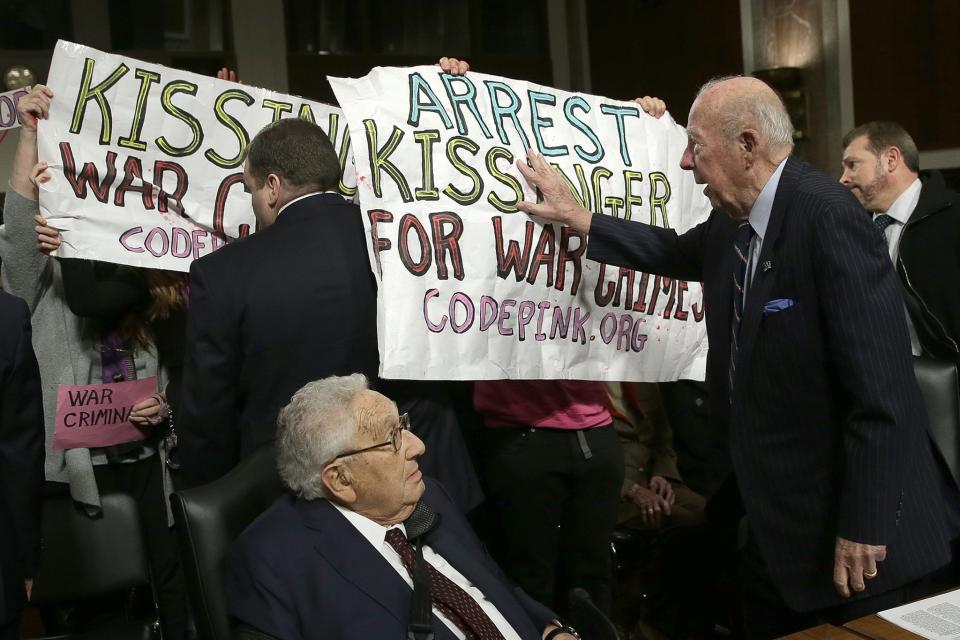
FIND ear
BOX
[883,146,903,173]
[322,463,357,504]
[739,129,761,159]
[265,173,283,207]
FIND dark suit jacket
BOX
[179,193,381,487]
[898,171,960,362]
[178,194,484,510]
[0,291,44,624]
[224,478,555,639]
[587,157,959,611]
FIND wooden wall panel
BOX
[587,1,743,124]
[850,0,960,151]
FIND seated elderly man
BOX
[225,374,577,640]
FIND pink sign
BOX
[53,377,158,451]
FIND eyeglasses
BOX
[328,413,410,464]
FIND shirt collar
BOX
[276,190,340,218]
[879,177,922,224]
[748,156,788,241]
[332,502,407,550]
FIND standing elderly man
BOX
[840,122,960,363]
[514,75,960,637]
[225,374,579,640]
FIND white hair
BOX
[276,374,369,500]
[696,75,795,152]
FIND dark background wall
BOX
[587,0,743,125]
[850,0,960,152]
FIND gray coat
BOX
[0,188,163,510]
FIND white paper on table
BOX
[878,588,960,638]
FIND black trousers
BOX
[481,423,624,614]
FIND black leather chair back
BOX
[914,356,960,485]
[31,493,158,639]
[31,493,151,603]
[171,445,284,640]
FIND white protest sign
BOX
[330,67,711,381]
[0,86,30,131]
[38,40,356,272]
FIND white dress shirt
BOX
[875,178,923,355]
[276,190,345,218]
[333,504,522,640]
[741,156,788,303]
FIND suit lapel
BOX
[300,500,412,625]
[735,157,801,383]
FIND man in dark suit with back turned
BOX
[225,374,576,640]
[178,117,482,510]
[178,118,381,488]
[514,76,960,638]
[0,291,44,640]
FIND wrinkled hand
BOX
[130,394,169,428]
[649,475,675,511]
[627,483,669,528]
[516,149,593,233]
[833,536,886,597]
[29,161,51,189]
[217,67,240,83]
[634,95,667,119]
[17,85,53,131]
[438,57,470,76]
[34,212,61,255]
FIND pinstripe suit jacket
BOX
[588,156,959,611]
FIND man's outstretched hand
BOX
[516,150,593,234]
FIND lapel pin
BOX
[762,260,774,272]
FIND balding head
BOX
[693,76,794,158]
[680,75,795,219]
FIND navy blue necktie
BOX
[873,213,896,246]
[729,221,755,402]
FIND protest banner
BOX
[330,67,711,381]
[37,40,356,272]
[0,86,30,131]
[53,377,158,450]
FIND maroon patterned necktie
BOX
[385,528,506,640]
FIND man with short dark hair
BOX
[840,121,960,362]
[225,374,578,640]
[179,118,382,486]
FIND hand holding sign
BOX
[53,377,160,450]
[17,85,52,131]
[130,393,169,427]
[34,212,62,255]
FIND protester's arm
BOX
[0,297,45,584]
[177,258,242,486]
[639,384,681,481]
[813,198,910,596]
[9,86,50,200]
[0,88,56,305]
